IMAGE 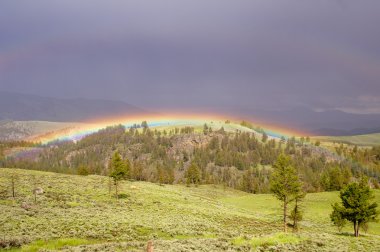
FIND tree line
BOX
[1,122,378,237]
[1,123,379,194]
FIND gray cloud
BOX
[0,0,380,114]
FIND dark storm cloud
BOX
[0,0,380,113]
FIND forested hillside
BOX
[2,123,379,193]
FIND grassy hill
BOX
[312,133,380,147]
[1,169,379,251]
[0,119,265,143]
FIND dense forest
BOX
[1,123,380,193]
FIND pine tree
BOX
[330,203,347,233]
[203,124,209,135]
[289,192,306,232]
[10,173,18,198]
[185,162,201,186]
[331,178,378,237]
[109,152,129,199]
[78,165,89,176]
[132,161,144,181]
[261,132,268,143]
[300,136,305,145]
[270,154,302,232]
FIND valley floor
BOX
[0,168,379,251]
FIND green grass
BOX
[233,232,304,248]
[312,133,380,146]
[1,168,379,251]
[4,238,97,252]
[304,191,380,235]
[221,190,380,235]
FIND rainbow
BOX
[2,112,320,161]
[26,112,310,145]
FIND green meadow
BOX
[312,133,380,146]
[1,168,379,251]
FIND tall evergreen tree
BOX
[289,191,306,232]
[203,124,209,135]
[270,153,302,232]
[185,162,201,186]
[261,132,268,143]
[331,178,378,237]
[10,173,18,198]
[109,152,129,199]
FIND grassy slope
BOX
[222,191,380,235]
[312,133,380,146]
[0,168,379,252]
[140,120,260,135]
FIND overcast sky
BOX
[0,0,380,114]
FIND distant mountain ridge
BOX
[0,92,145,122]
[1,92,380,136]
[311,127,380,136]
[235,107,380,136]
